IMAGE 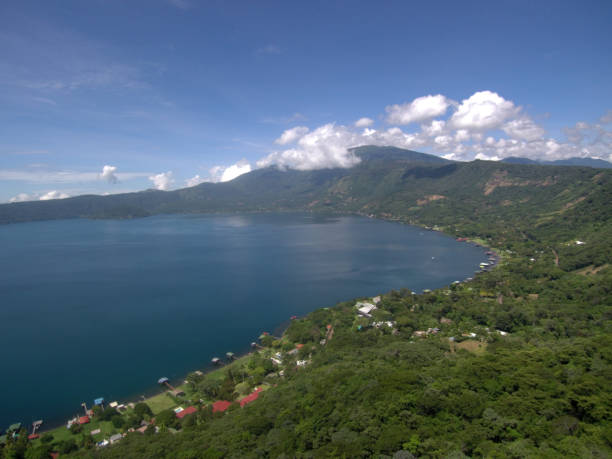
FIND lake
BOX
[0,213,487,429]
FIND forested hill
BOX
[1,146,611,233]
[3,145,612,458]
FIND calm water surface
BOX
[0,213,487,428]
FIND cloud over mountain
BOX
[149,171,174,190]
[254,90,612,173]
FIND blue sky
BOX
[1,0,611,202]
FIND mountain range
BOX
[501,156,612,168]
[1,146,611,233]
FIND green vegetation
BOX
[1,146,611,457]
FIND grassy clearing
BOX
[146,392,177,415]
[452,340,488,355]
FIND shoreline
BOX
[8,213,496,437]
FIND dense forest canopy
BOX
[2,146,611,458]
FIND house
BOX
[440,317,452,324]
[356,302,377,317]
[90,429,101,436]
[109,401,119,409]
[372,296,381,304]
[171,389,185,397]
[78,416,90,425]
[413,331,427,337]
[270,357,282,365]
[212,400,232,413]
[176,406,197,418]
[296,360,308,367]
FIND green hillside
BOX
[2,146,611,458]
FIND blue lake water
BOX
[0,213,486,429]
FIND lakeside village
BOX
[2,244,504,455]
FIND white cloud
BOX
[355,117,374,128]
[8,190,70,202]
[258,123,363,170]
[502,117,545,141]
[148,171,174,191]
[275,126,309,145]
[185,174,207,187]
[205,161,252,183]
[100,164,118,184]
[259,96,612,168]
[219,160,252,182]
[422,120,446,137]
[474,153,501,161]
[449,90,519,131]
[39,190,70,200]
[9,193,34,203]
[386,94,450,125]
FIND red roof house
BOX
[176,406,198,419]
[28,434,39,440]
[239,387,263,407]
[212,400,232,413]
[78,416,90,425]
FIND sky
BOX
[1,0,611,202]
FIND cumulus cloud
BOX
[258,92,612,168]
[258,123,363,170]
[275,126,309,145]
[502,117,545,141]
[218,160,252,182]
[204,160,252,183]
[8,191,70,202]
[449,90,519,131]
[355,117,374,128]
[39,190,70,200]
[386,94,450,125]
[9,193,34,203]
[100,165,118,183]
[149,171,174,191]
[185,174,207,187]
